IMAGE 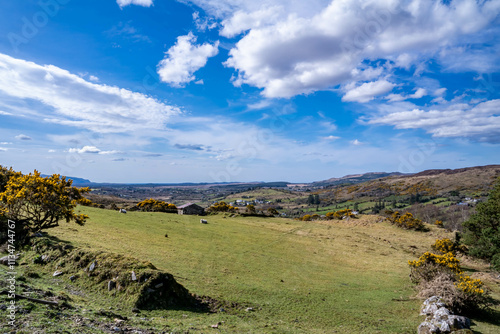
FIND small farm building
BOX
[177,203,205,215]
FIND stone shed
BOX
[177,203,205,215]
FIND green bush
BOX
[492,253,500,271]
[462,177,500,264]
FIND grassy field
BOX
[4,206,500,333]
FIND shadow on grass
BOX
[475,307,500,325]
[469,303,500,334]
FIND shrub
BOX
[492,253,500,271]
[246,204,256,214]
[300,214,320,221]
[416,272,488,314]
[0,170,89,241]
[267,208,279,216]
[462,177,500,264]
[409,249,490,313]
[431,237,467,255]
[431,238,456,255]
[301,214,312,221]
[0,165,22,193]
[455,274,484,296]
[387,211,426,231]
[207,201,236,213]
[135,199,177,213]
[325,209,355,220]
[408,252,461,284]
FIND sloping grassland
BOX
[32,206,499,333]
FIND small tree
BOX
[313,194,320,205]
[462,177,500,269]
[307,195,314,205]
[0,170,90,241]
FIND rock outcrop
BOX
[418,296,472,334]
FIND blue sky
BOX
[0,0,499,183]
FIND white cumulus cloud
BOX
[69,146,120,155]
[15,134,32,140]
[0,53,180,133]
[342,80,395,103]
[368,99,500,143]
[157,32,219,87]
[117,0,153,8]
[209,0,500,98]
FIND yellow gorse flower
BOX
[455,274,484,295]
[408,251,461,273]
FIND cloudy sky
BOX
[0,0,499,183]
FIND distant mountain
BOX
[312,172,406,186]
[67,176,94,185]
[41,174,93,185]
[317,165,500,203]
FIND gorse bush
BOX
[207,201,236,213]
[386,211,426,231]
[456,274,484,295]
[300,214,320,221]
[431,238,456,254]
[408,252,461,283]
[409,247,489,313]
[325,208,355,220]
[0,170,90,241]
[416,272,487,314]
[299,209,356,221]
[135,199,177,213]
[0,165,21,193]
[431,237,467,255]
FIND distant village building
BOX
[177,203,205,215]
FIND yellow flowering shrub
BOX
[409,246,489,312]
[300,214,321,221]
[207,201,236,213]
[387,211,425,231]
[301,214,312,221]
[408,251,461,282]
[431,238,456,254]
[136,198,177,213]
[455,274,484,295]
[0,170,90,239]
[325,208,355,220]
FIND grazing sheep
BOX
[200,219,208,224]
